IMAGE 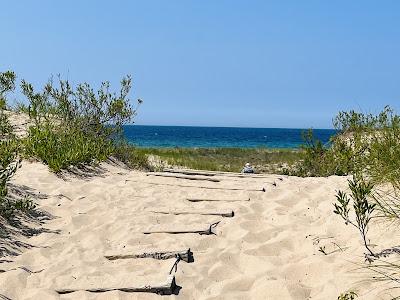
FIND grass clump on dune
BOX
[137,147,300,173]
[24,125,114,172]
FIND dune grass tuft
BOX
[136,147,300,173]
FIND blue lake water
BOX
[123,125,336,149]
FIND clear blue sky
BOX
[1,1,400,128]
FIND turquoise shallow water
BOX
[123,125,336,148]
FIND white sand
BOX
[1,161,400,299]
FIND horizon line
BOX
[128,124,336,130]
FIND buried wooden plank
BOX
[187,197,250,202]
[0,266,44,274]
[56,274,176,295]
[146,173,220,182]
[163,168,280,179]
[143,221,221,235]
[126,180,266,192]
[150,210,234,218]
[163,169,216,176]
[105,249,193,263]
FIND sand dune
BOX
[1,161,400,299]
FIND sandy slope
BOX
[1,161,400,299]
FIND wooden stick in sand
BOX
[147,173,220,182]
[187,197,250,202]
[105,249,193,263]
[163,169,215,176]
[56,274,176,295]
[150,210,234,218]
[143,221,221,235]
[163,168,280,179]
[126,180,266,192]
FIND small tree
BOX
[334,176,376,256]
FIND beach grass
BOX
[136,147,301,173]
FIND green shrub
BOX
[292,106,400,180]
[20,75,142,172]
[292,129,330,176]
[21,75,138,139]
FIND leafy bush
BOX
[20,75,142,172]
[21,75,137,139]
[292,106,400,181]
[292,129,330,176]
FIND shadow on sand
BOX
[0,184,59,259]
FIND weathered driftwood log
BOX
[56,274,176,295]
[163,169,216,176]
[105,249,193,263]
[150,210,234,218]
[187,197,250,202]
[143,221,220,235]
[163,168,276,179]
[147,173,220,182]
[0,266,44,274]
[126,180,266,192]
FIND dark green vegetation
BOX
[136,147,300,173]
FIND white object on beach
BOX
[242,162,255,173]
